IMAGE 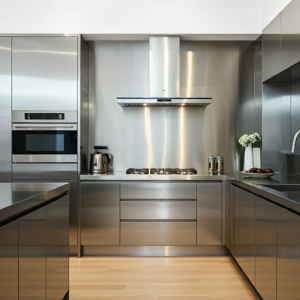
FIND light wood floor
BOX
[69,256,261,300]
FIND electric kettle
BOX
[89,146,111,174]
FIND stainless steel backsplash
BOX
[88,41,253,171]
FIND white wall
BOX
[263,0,291,29]
[0,0,263,34]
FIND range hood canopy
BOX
[117,36,212,107]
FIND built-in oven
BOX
[12,111,78,163]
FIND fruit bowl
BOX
[241,171,279,178]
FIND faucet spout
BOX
[292,130,300,153]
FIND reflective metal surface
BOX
[46,195,69,300]
[291,80,300,153]
[81,182,119,245]
[89,41,251,171]
[120,222,196,246]
[282,0,300,71]
[197,183,222,245]
[255,197,276,300]
[12,123,77,130]
[228,183,235,255]
[12,37,78,111]
[259,184,300,192]
[120,182,196,199]
[12,155,77,163]
[234,186,255,286]
[0,37,11,182]
[277,206,300,300]
[254,36,262,134]
[120,201,196,220]
[262,13,282,82]
[291,130,300,153]
[19,207,46,300]
[0,221,18,300]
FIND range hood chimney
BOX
[117,36,212,107]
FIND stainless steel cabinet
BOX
[46,195,69,300]
[0,37,11,182]
[197,183,222,245]
[282,0,300,70]
[262,13,282,81]
[255,197,276,300]
[277,206,300,300]
[234,186,256,286]
[0,221,18,300]
[228,183,236,255]
[12,37,77,111]
[81,182,120,245]
[19,207,46,300]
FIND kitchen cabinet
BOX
[282,0,300,71]
[81,182,120,245]
[197,182,222,245]
[12,37,77,111]
[46,195,69,300]
[19,207,46,300]
[277,206,300,300]
[234,186,256,286]
[255,197,276,300]
[262,13,282,81]
[0,221,18,300]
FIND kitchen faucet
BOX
[291,130,300,153]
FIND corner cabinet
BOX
[81,182,120,245]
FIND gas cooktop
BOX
[126,168,197,175]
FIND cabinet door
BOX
[46,195,69,300]
[197,183,221,245]
[282,0,300,70]
[0,221,18,300]
[234,187,255,286]
[277,207,300,300]
[12,37,77,110]
[262,13,282,81]
[81,182,120,245]
[255,197,276,300]
[228,184,235,255]
[19,207,46,300]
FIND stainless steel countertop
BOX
[0,182,69,225]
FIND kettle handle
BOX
[94,146,108,150]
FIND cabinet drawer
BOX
[121,201,196,220]
[120,183,196,199]
[121,222,196,246]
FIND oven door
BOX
[12,124,77,163]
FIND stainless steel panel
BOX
[277,206,300,300]
[12,110,77,123]
[46,196,69,300]
[120,182,196,199]
[262,13,282,81]
[12,123,77,130]
[120,201,196,220]
[149,36,180,98]
[255,197,276,300]
[19,207,46,300]
[12,163,77,180]
[0,221,18,300]
[121,222,196,246]
[81,182,119,245]
[291,80,300,153]
[12,37,78,111]
[234,186,255,286]
[229,183,235,255]
[282,0,300,70]
[89,41,251,171]
[12,155,78,163]
[262,83,291,173]
[0,37,11,182]
[197,183,222,245]
[254,36,262,135]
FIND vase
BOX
[243,144,253,171]
[253,147,261,169]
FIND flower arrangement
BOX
[238,132,262,147]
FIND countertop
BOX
[81,171,300,214]
[0,182,69,225]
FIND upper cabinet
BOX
[282,0,300,71]
[12,37,78,111]
[262,13,282,82]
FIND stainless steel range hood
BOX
[117,36,212,107]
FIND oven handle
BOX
[13,125,74,129]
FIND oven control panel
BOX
[25,113,65,120]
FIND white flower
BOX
[238,132,262,147]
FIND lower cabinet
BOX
[277,206,300,300]
[81,182,120,245]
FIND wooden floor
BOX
[69,256,261,300]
